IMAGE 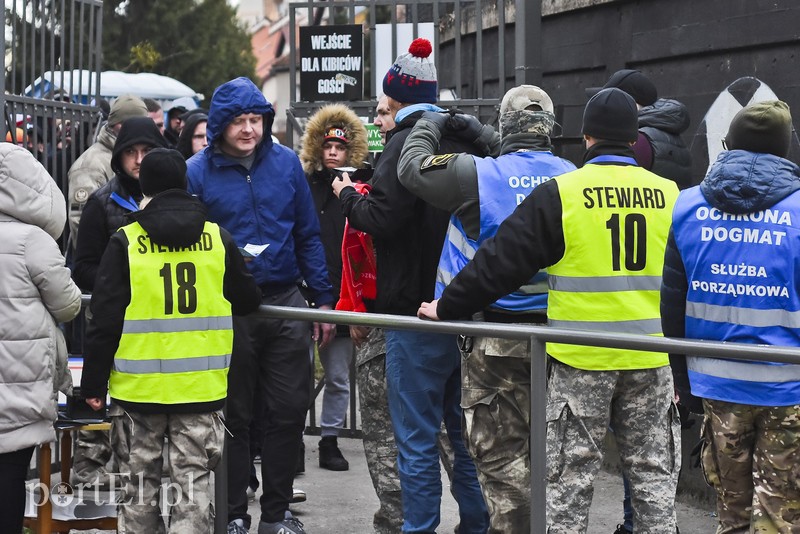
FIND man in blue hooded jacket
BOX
[186,76,334,534]
[662,100,800,533]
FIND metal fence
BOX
[285,0,542,148]
[1,0,104,246]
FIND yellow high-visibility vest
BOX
[547,161,678,370]
[109,221,233,404]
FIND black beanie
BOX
[582,88,639,143]
[725,100,792,158]
[602,69,658,107]
[139,148,188,197]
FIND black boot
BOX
[318,436,349,471]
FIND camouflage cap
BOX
[500,85,554,115]
[499,85,555,137]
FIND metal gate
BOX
[285,0,541,149]
[1,0,104,245]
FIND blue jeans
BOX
[623,473,633,530]
[384,330,488,533]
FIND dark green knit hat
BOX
[725,100,792,158]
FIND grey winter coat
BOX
[0,144,82,454]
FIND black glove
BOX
[444,111,484,144]
[420,111,450,132]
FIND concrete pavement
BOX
[245,435,718,533]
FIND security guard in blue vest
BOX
[398,85,575,533]
[82,148,260,532]
[662,100,800,533]
[419,88,681,534]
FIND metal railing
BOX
[71,296,800,532]
[253,303,800,533]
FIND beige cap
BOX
[107,94,149,127]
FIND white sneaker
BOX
[291,487,306,504]
[227,518,249,534]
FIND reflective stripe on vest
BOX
[687,356,800,383]
[672,185,800,405]
[548,317,662,335]
[122,315,233,334]
[549,274,661,292]
[109,221,233,405]
[435,151,575,313]
[114,353,232,374]
[686,355,800,407]
[546,163,678,370]
[687,301,800,329]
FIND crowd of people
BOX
[0,34,799,534]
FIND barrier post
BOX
[530,336,548,533]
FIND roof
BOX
[24,70,202,102]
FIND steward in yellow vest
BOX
[419,88,681,533]
[82,150,261,413]
[81,149,260,531]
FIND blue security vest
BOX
[672,186,800,406]
[435,151,575,312]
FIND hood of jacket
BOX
[206,77,275,150]
[97,123,118,151]
[130,190,208,248]
[638,98,690,135]
[299,104,369,174]
[176,113,208,160]
[0,144,66,239]
[110,117,169,179]
[700,150,800,214]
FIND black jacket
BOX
[339,110,490,315]
[308,169,350,335]
[81,190,261,413]
[73,117,167,291]
[176,113,208,160]
[639,99,693,190]
[73,174,141,291]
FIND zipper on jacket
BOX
[245,174,267,248]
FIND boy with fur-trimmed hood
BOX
[299,104,369,472]
[300,103,369,175]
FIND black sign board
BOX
[299,25,364,102]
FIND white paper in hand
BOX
[240,243,270,257]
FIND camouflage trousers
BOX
[546,359,680,534]
[108,404,224,534]
[461,336,532,534]
[356,327,456,534]
[701,399,800,534]
[72,429,113,485]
